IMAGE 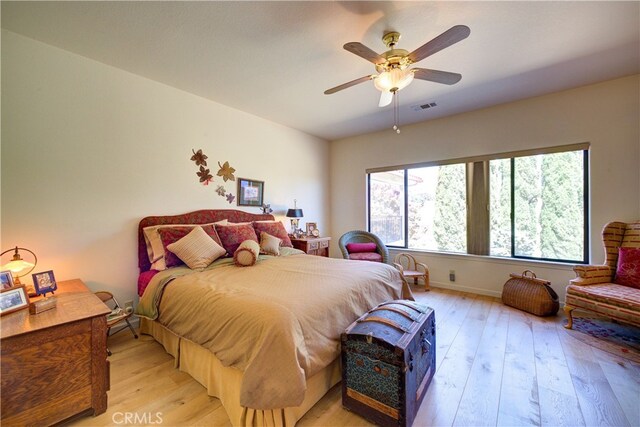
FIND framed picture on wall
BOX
[237,178,264,207]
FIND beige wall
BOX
[330,75,640,300]
[1,31,330,306]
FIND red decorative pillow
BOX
[614,247,640,288]
[346,242,378,253]
[252,221,292,247]
[158,225,224,268]
[215,223,259,256]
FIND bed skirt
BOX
[140,318,342,427]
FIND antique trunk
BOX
[341,300,435,427]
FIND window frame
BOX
[366,143,590,264]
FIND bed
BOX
[135,209,412,426]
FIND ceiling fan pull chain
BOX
[393,91,401,134]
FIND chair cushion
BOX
[614,247,640,288]
[346,242,377,253]
[349,252,383,262]
[566,283,640,312]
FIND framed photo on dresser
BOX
[33,270,58,296]
[0,270,14,290]
[0,285,30,316]
[306,222,317,236]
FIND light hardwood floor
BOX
[70,287,639,427]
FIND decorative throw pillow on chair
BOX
[614,247,640,288]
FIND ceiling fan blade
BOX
[412,68,462,85]
[407,25,470,63]
[379,91,393,107]
[343,42,386,65]
[324,75,374,95]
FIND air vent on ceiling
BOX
[411,102,437,112]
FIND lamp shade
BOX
[1,246,38,288]
[286,209,304,218]
[374,68,414,93]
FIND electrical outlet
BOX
[449,270,456,282]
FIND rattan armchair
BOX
[338,230,389,264]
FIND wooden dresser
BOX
[1,279,111,425]
[290,236,331,257]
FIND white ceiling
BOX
[2,1,639,141]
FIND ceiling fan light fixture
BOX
[373,68,414,93]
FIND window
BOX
[367,144,589,263]
[406,165,467,253]
[369,170,405,246]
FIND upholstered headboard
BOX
[138,209,275,272]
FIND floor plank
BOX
[66,287,640,427]
[556,324,632,426]
[496,309,541,427]
[590,347,640,427]
[453,301,509,427]
[415,295,492,426]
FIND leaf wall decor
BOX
[189,150,238,205]
[197,165,213,185]
[190,149,208,166]
[217,161,236,182]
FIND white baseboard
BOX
[420,281,566,308]
[426,281,503,298]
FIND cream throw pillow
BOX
[144,219,228,270]
[234,240,260,267]
[166,226,226,270]
[259,232,282,256]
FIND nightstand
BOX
[0,279,110,425]
[290,236,331,257]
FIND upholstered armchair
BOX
[564,221,640,329]
[339,230,389,264]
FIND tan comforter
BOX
[137,252,411,409]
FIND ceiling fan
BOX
[324,25,471,109]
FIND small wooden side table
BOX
[0,279,111,425]
[290,236,331,257]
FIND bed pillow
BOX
[166,226,226,270]
[144,220,227,267]
[234,240,260,267]
[614,247,640,288]
[346,242,378,253]
[253,221,292,247]
[158,224,225,269]
[216,223,259,256]
[260,232,282,256]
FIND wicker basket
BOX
[501,270,559,316]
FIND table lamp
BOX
[286,199,304,236]
[1,246,38,295]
